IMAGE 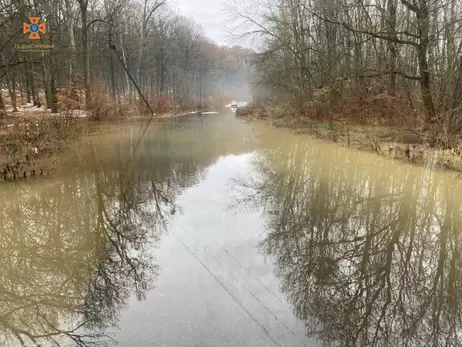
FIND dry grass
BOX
[0,114,84,181]
[237,97,462,172]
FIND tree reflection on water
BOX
[236,137,462,347]
[0,136,204,346]
[0,161,167,346]
[0,118,257,347]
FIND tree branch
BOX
[145,0,166,24]
[86,18,113,32]
[312,11,419,47]
[399,0,420,13]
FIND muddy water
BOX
[1,113,462,347]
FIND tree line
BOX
[231,0,462,132]
[0,0,254,116]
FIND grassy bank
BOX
[236,103,462,172]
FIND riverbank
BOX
[0,113,84,181]
[236,103,462,172]
[0,107,219,182]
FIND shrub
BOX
[142,91,173,114]
[17,97,28,106]
[89,82,138,121]
[0,113,84,181]
[56,88,81,111]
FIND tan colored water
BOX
[1,113,462,347]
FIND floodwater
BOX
[1,111,462,347]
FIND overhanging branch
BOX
[311,11,419,48]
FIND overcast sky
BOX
[170,0,248,47]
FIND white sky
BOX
[170,0,250,47]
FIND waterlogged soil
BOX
[237,107,462,172]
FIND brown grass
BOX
[0,114,84,181]
[237,96,462,172]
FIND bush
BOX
[292,88,421,128]
[0,114,84,180]
[141,91,173,114]
[56,88,81,111]
[236,101,269,119]
[88,82,136,121]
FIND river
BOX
[1,111,462,347]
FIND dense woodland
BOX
[232,0,462,133]
[0,0,253,116]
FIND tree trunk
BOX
[6,74,18,112]
[0,86,6,117]
[48,23,58,113]
[387,0,397,96]
[50,70,58,113]
[40,49,52,111]
[137,22,145,86]
[451,55,462,110]
[160,56,166,94]
[25,63,32,103]
[108,21,117,101]
[119,34,130,100]
[65,0,76,80]
[79,0,92,109]
[416,0,436,122]
[110,52,116,101]
[28,58,39,107]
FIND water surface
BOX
[1,113,462,347]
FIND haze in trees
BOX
[227,0,462,134]
[0,0,254,115]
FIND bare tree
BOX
[229,0,462,130]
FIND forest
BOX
[2,0,462,178]
[0,0,253,117]
[232,0,462,147]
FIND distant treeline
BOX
[0,0,254,114]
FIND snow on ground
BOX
[4,103,89,118]
[50,109,89,118]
